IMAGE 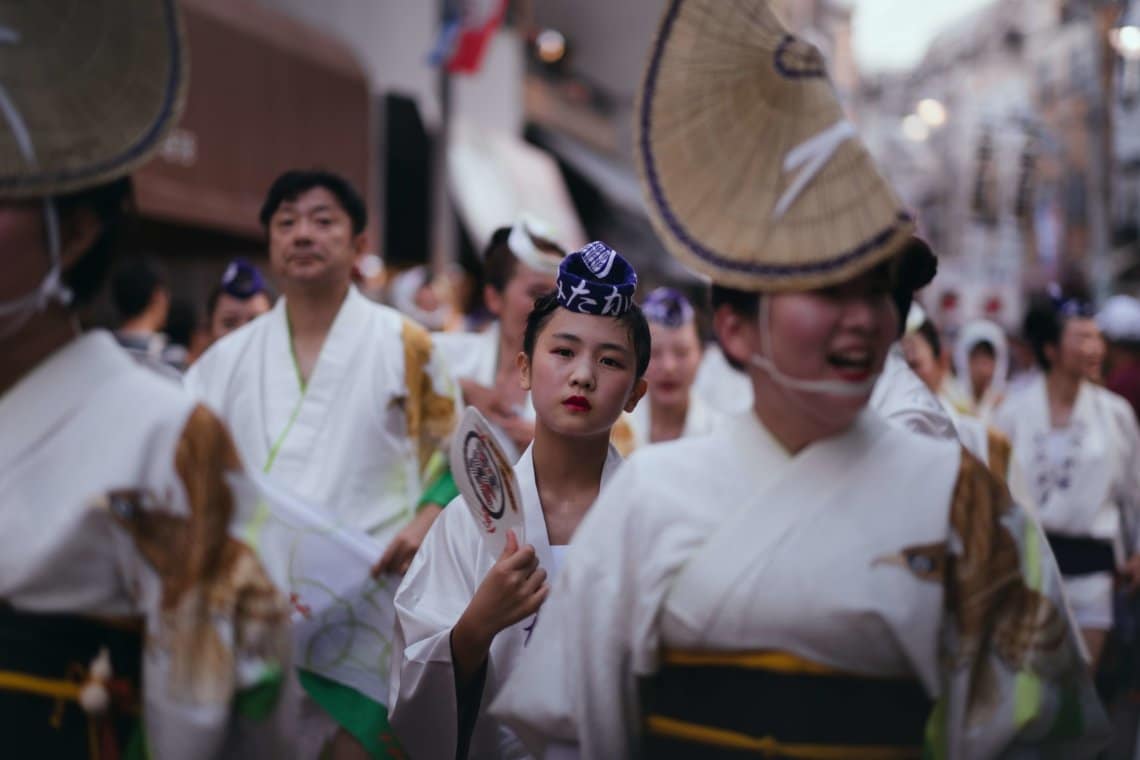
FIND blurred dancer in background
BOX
[0,3,291,756]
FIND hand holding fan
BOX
[450,407,525,557]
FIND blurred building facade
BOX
[857,0,1139,330]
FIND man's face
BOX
[210,291,272,342]
[267,187,361,291]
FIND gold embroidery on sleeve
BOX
[401,318,457,473]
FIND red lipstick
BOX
[562,395,591,412]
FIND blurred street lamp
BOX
[902,114,930,142]
[916,98,948,128]
[536,29,566,64]
[1111,2,1140,60]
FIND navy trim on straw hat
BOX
[642,287,694,328]
[220,258,267,300]
[556,241,638,317]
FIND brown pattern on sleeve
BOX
[985,428,1012,485]
[401,319,458,473]
[943,449,1074,726]
[108,405,289,705]
[610,415,636,457]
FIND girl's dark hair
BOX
[483,227,565,294]
[56,177,134,307]
[523,292,652,379]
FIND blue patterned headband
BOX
[1047,283,1095,320]
[220,258,267,300]
[641,287,694,327]
[556,241,638,316]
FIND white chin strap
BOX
[748,297,880,398]
[0,25,75,340]
[0,198,73,339]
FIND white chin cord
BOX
[0,198,73,340]
[748,297,880,398]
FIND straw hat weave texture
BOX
[0,0,187,199]
[635,0,915,292]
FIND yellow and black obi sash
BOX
[640,649,932,759]
[0,603,142,760]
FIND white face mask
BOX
[748,296,881,398]
[0,198,73,339]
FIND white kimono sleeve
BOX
[389,499,480,759]
[932,451,1109,758]
[1109,395,1140,553]
[490,461,701,759]
[109,405,292,760]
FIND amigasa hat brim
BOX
[0,0,187,199]
[635,0,915,292]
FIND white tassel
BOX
[78,647,112,715]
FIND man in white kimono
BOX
[185,169,459,756]
[1,3,292,757]
[433,217,564,462]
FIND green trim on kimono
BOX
[417,452,458,510]
[299,669,405,758]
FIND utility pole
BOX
[429,0,455,278]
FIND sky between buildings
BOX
[851,0,999,72]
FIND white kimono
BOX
[995,377,1140,628]
[434,322,533,464]
[390,446,622,759]
[942,401,1035,516]
[624,393,724,450]
[692,344,753,416]
[0,331,291,759]
[185,285,458,539]
[870,346,958,440]
[491,411,1107,759]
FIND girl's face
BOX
[646,320,702,408]
[901,332,942,394]
[1050,317,1104,381]
[718,266,898,436]
[520,308,646,439]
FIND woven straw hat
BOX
[0,0,187,199]
[635,0,915,292]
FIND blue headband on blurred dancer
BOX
[641,287,694,328]
[556,241,638,317]
[220,258,268,300]
[1047,282,1095,320]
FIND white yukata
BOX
[491,410,1108,759]
[996,377,1140,630]
[390,445,622,759]
[186,285,458,539]
[0,331,291,759]
[870,345,958,440]
[692,343,753,416]
[434,322,534,464]
[624,393,725,450]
